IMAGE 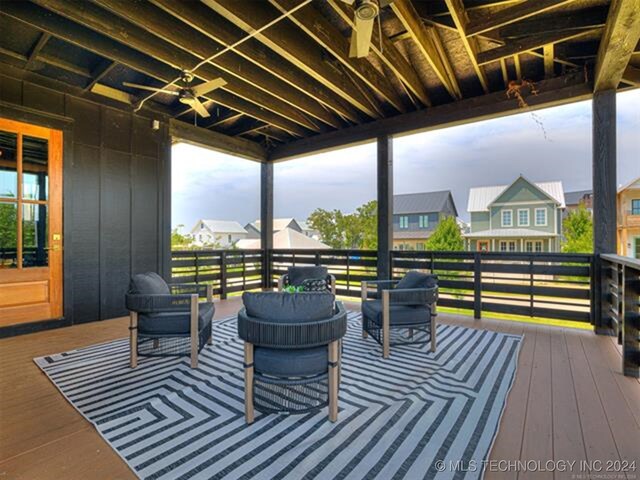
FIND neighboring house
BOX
[464,176,565,253]
[393,191,458,250]
[564,189,593,217]
[617,177,640,259]
[190,220,248,248]
[244,218,302,239]
[236,227,330,250]
[298,221,321,241]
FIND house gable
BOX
[490,177,558,206]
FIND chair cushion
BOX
[287,266,328,286]
[362,299,430,326]
[242,292,333,323]
[138,302,215,335]
[396,271,437,290]
[301,278,329,292]
[254,346,328,377]
[130,272,170,295]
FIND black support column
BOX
[592,89,617,334]
[377,135,393,280]
[261,161,274,289]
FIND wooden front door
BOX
[0,118,63,326]
[477,240,489,252]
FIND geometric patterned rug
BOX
[34,312,522,480]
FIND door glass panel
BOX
[22,136,49,201]
[0,131,18,198]
[22,203,48,267]
[0,202,18,268]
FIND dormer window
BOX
[418,215,429,228]
[201,223,205,229]
[501,210,513,227]
[399,216,409,229]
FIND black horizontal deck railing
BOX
[600,254,640,378]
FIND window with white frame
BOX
[508,241,516,252]
[535,208,547,226]
[499,241,507,252]
[535,241,543,252]
[501,209,513,227]
[518,209,529,226]
[417,242,425,250]
[399,216,409,229]
[525,241,533,252]
[418,215,429,228]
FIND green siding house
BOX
[464,176,565,253]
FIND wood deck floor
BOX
[1,298,638,480]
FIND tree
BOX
[307,200,378,249]
[171,225,191,249]
[425,216,464,251]
[356,200,377,250]
[562,205,593,253]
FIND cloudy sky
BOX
[172,89,640,230]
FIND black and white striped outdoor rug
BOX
[35,312,522,480]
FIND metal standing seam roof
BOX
[564,190,592,206]
[236,227,330,249]
[393,191,456,215]
[467,178,565,212]
[195,220,247,234]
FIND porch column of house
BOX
[261,161,274,289]
[377,135,393,280]
[592,89,617,334]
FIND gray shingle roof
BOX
[393,191,455,215]
[564,190,592,206]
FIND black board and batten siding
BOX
[0,75,171,334]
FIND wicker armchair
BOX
[125,272,215,369]
[238,291,347,424]
[278,266,336,294]
[361,271,438,359]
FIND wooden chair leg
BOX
[328,340,339,422]
[153,339,160,349]
[361,281,368,339]
[244,342,255,424]
[409,328,414,339]
[207,284,214,346]
[190,294,199,369]
[430,304,437,353]
[382,290,390,359]
[130,311,138,369]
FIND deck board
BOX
[1,298,638,479]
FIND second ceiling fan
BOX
[123,71,226,118]
[341,0,394,58]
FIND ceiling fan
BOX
[340,0,394,58]
[123,71,226,118]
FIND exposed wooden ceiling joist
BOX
[25,32,51,70]
[82,59,117,93]
[594,0,640,92]
[150,0,359,125]
[202,0,381,119]
[32,0,315,136]
[270,72,592,161]
[0,44,91,78]
[391,0,461,100]
[466,0,578,37]
[94,0,341,131]
[498,6,608,40]
[268,0,408,114]
[444,0,490,93]
[622,64,640,86]
[327,0,431,107]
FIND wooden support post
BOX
[361,281,368,339]
[473,253,482,319]
[261,162,274,290]
[593,90,617,335]
[328,340,339,422]
[129,311,138,368]
[244,342,255,424]
[207,284,213,345]
[220,250,228,300]
[382,289,390,359]
[377,135,393,281]
[190,294,199,368]
[622,266,639,378]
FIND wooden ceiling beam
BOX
[95,0,341,130]
[499,6,608,40]
[268,0,407,114]
[478,28,600,65]
[327,0,431,107]
[466,0,578,37]
[544,44,555,77]
[25,32,51,70]
[270,72,592,161]
[31,0,314,137]
[82,59,117,93]
[169,119,266,162]
[444,0,490,93]
[0,44,91,78]
[390,0,461,100]
[594,0,640,92]
[622,64,640,86]
[203,0,381,120]
[150,0,361,124]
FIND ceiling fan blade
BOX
[191,77,227,97]
[122,82,180,95]
[191,98,211,118]
[349,15,375,58]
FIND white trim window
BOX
[399,216,409,229]
[501,209,513,227]
[535,208,547,226]
[535,241,543,252]
[525,240,543,252]
[508,241,516,252]
[499,241,508,252]
[418,215,429,228]
[518,209,529,226]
